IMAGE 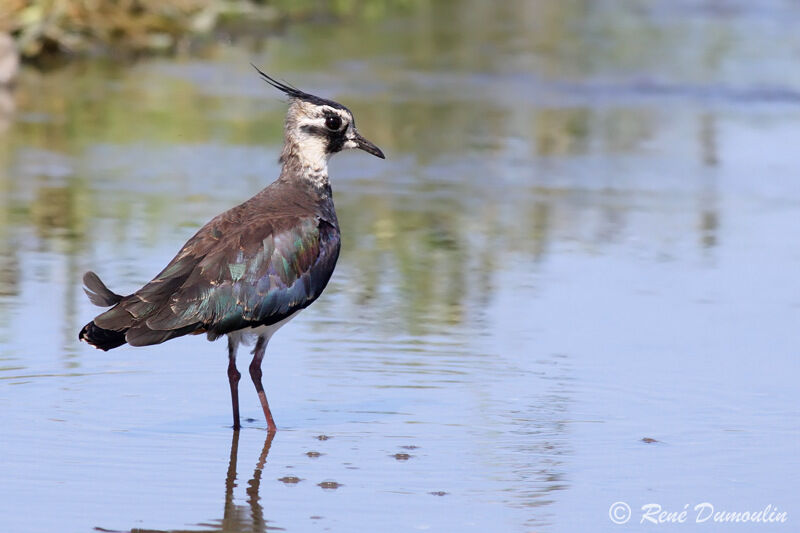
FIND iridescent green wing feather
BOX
[95,215,340,345]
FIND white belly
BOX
[249,312,298,339]
[225,311,299,346]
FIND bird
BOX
[79,65,385,432]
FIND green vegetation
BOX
[0,0,417,60]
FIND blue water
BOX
[1,2,799,531]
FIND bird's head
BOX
[253,65,385,169]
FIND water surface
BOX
[1,1,799,531]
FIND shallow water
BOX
[1,1,799,531]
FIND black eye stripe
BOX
[298,123,347,154]
[300,124,330,136]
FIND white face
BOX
[295,104,354,136]
[342,133,360,150]
[289,103,359,165]
[286,99,384,163]
[255,67,384,165]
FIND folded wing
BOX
[93,214,340,346]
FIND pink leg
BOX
[249,335,276,432]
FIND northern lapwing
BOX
[79,66,385,431]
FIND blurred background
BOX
[1,1,799,532]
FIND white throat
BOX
[297,141,330,185]
[280,138,331,189]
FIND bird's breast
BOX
[223,310,300,345]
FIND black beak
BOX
[354,132,385,159]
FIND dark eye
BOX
[325,115,342,130]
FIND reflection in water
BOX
[123,432,278,533]
[697,113,719,252]
[0,94,734,341]
[203,431,278,533]
[0,45,743,344]
[498,352,573,530]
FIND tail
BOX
[78,270,202,350]
[79,271,127,351]
[82,271,123,306]
[79,321,127,351]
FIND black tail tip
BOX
[79,321,126,351]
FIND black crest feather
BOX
[251,63,347,111]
